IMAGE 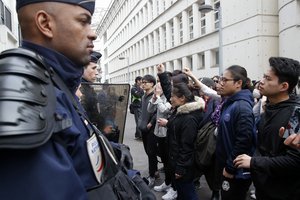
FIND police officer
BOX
[81,51,105,130]
[0,1,140,199]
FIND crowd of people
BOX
[130,58,300,200]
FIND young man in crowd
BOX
[138,74,158,187]
[234,57,300,200]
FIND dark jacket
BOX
[158,72,172,102]
[167,97,205,180]
[251,97,300,200]
[131,83,144,107]
[216,89,256,179]
[0,41,96,199]
[138,91,156,133]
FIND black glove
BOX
[120,144,133,170]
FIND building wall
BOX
[0,0,19,52]
[97,0,299,84]
[278,0,300,61]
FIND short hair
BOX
[269,57,300,93]
[135,76,142,83]
[142,74,156,85]
[226,65,249,89]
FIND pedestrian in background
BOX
[130,76,144,140]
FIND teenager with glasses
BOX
[138,74,159,187]
[216,65,256,200]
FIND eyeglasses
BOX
[213,79,219,83]
[219,77,236,84]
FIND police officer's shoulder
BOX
[0,48,70,149]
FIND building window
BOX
[200,2,206,35]
[171,21,174,47]
[157,29,160,53]
[157,0,159,15]
[188,56,193,70]
[214,0,220,29]
[179,15,183,44]
[216,50,219,66]
[201,54,205,68]
[163,26,167,51]
[151,33,154,55]
[0,1,12,31]
[0,1,4,25]
[211,49,219,67]
[188,9,193,39]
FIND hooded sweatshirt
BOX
[251,96,300,200]
[217,89,256,179]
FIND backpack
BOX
[194,121,217,169]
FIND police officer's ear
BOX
[35,10,54,38]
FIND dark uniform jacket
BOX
[0,41,98,199]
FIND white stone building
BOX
[97,0,300,84]
[0,0,19,52]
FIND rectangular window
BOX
[0,1,4,25]
[163,26,167,50]
[200,2,206,35]
[179,15,183,43]
[188,9,193,39]
[157,29,160,53]
[0,1,12,31]
[214,0,220,29]
[157,0,159,15]
[171,21,174,47]
[216,50,219,66]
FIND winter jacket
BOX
[251,97,300,200]
[147,94,172,137]
[138,91,156,133]
[216,89,256,179]
[167,96,205,180]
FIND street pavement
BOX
[122,110,253,200]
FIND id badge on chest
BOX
[86,134,104,183]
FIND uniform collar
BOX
[21,40,83,93]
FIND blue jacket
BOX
[0,41,97,199]
[216,89,256,179]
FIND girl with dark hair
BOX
[158,83,205,200]
[216,65,256,200]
